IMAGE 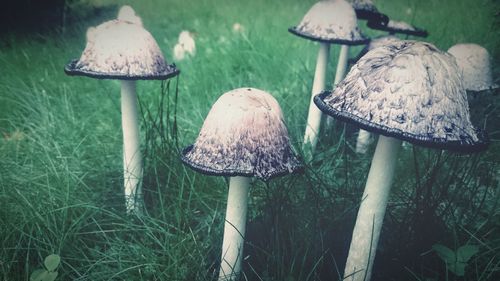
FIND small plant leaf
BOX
[44,271,58,281]
[44,254,60,272]
[432,244,455,263]
[457,245,479,263]
[30,269,48,281]
[432,244,479,277]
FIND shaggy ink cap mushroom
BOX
[314,40,489,152]
[288,0,369,45]
[367,18,428,37]
[448,43,499,92]
[65,6,179,80]
[347,0,389,24]
[181,88,302,181]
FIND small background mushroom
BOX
[173,30,196,61]
[289,0,369,157]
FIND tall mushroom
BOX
[447,43,498,92]
[65,6,179,214]
[314,40,488,281]
[289,0,368,155]
[181,88,302,280]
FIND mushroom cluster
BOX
[60,2,495,280]
[315,40,488,281]
[289,0,368,155]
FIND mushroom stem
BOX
[355,129,374,154]
[303,42,330,155]
[343,135,402,281]
[219,176,251,280]
[121,80,143,214]
[325,44,349,129]
[334,45,350,86]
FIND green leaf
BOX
[433,244,479,277]
[432,244,455,264]
[30,269,48,281]
[44,254,60,272]
[44,271,58,281]
[457,245,479,263]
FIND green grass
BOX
[1,0,499,280]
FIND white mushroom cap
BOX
[315,40,488,152]
[367,35,401,50]
[448,43,498,92]
[65,6,178,80]
[117,5,143,26]
[181,88,302,181]
[289,0,368,45]
[351,35,401,63]
[178,31,196,56]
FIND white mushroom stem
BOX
[334,45,350,86]
[219,176,251,280]
[303,42,330,154]
[325,44,349,128]
[343,135,402,281]
[121,80,143,214]
[355,129,374,154]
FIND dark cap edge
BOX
[314,91,489,153]
[64,59,180,80]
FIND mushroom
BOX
[447,43,498,92]
[367,17,428,37]
[347,0,389,24]
[314,40,488,281]
[289,0,369,155]
[65,6,179,214]
[181,88,302,280]
[173,30,196,61]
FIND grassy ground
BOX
[0,0,499,280]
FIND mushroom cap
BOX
[447,43,498,92]
[65,6,179,80]
[181,88,303,181]
[366,35,401,50]
[347,0,389,23]
[367,18,428,37]
[351,35,401,63]
[314,40,488,152]
[289,0,369,45]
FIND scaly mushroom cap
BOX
[65,6,179,80]
[314,40,488,152]
[367,18,428,37]
[448,43,498,92]
[289,0,369,45]
[181,88,302,181]
[351,35,401,63]
[347,0,388,23]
